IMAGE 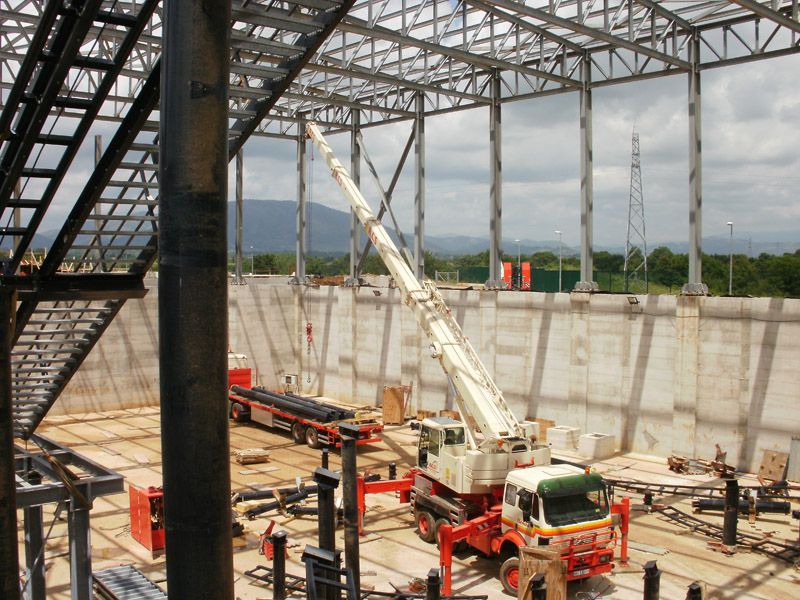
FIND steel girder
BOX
[0,0,797,440]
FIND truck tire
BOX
[415,510,436,543]
[305,426,321,449]
[499,556,520,596]
[291,422,304,444]
[230,402,249,423]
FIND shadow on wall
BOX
[622,295,659,453]
[526,293,555,420]
[743,297,782,468]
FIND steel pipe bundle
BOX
[232,484,319,505]
[692,498,790,515]
[231,386,356,422]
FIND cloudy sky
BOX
[230,53,799,250]
[40,52,798,254]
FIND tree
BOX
[595,251,624,273]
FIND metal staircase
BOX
[2,0,355,439]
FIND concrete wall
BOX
[55,277,800,472]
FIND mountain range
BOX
[225,199,799,257]
[16,199,799,257]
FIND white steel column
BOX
[684,34,707,294]
[577,56,598,292]
[295,129,307,283]
[488,70,503,287]
[414,93,426,281]
[349,111,361,282]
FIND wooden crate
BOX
[416,409,437,420]
[758,450,788,484]
[438,410,460,420]
[518,547,566,600]
[382,386,407,425]
[528,418,556,443]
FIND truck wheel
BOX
[305,426,321,449]
[230,403,249,423]
[291,422,304,444]
[415,510,436,543]
[499,556,520,596]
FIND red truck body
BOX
[227,359,382,449]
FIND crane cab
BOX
[417,417,467,486]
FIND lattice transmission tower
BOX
[624,127,648,293]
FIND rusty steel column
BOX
[722,479,739,550]
[0,288,19,600]
[158,0,232,596]
[339,423,361,593]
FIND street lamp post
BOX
[515,239,521,289]
[727,221,733,296]
[554,230,562,292]
[250,245,254,276]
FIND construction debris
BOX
[234,447,271,465]
[668,445,735,477]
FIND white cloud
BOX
[42,54,798,253]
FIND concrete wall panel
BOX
[53,278,800,471]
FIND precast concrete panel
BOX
[55,280,160,415]
[625,303,676,456]
[54,284,800,473]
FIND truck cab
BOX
[499,465,615,585]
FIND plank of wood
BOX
[382,386,406,425]
[628,540,668,555]
[518,547,566,600]
[238,467,280,475]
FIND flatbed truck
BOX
[227,353,383,449]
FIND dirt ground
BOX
[17,406,800,599]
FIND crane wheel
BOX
[230,403,249,423]
[415,510,436,543]
[291,422,304,444]
[305,426,321,449]
[499,556,520,595]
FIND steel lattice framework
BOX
[0,0,798,437]
[624,127,647,293]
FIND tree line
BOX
[235,246,800,298]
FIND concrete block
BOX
[520,421,540,441]
[547,426,581,450]
[578,432,616,460]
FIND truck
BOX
[306,122,621,594]
[227,353,383,449]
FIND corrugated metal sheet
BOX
[93,565,167,600]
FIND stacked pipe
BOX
[692,498,790,515]
[231,386,356,422]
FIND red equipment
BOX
[129,484,165,552]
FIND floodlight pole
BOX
[555,230,562,292]
[727,221,733,296]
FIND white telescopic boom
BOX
[306,122,525,447]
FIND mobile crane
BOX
[306,122,619,594]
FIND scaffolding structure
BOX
[1,1,799,596]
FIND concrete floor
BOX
[17,407,800,599]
